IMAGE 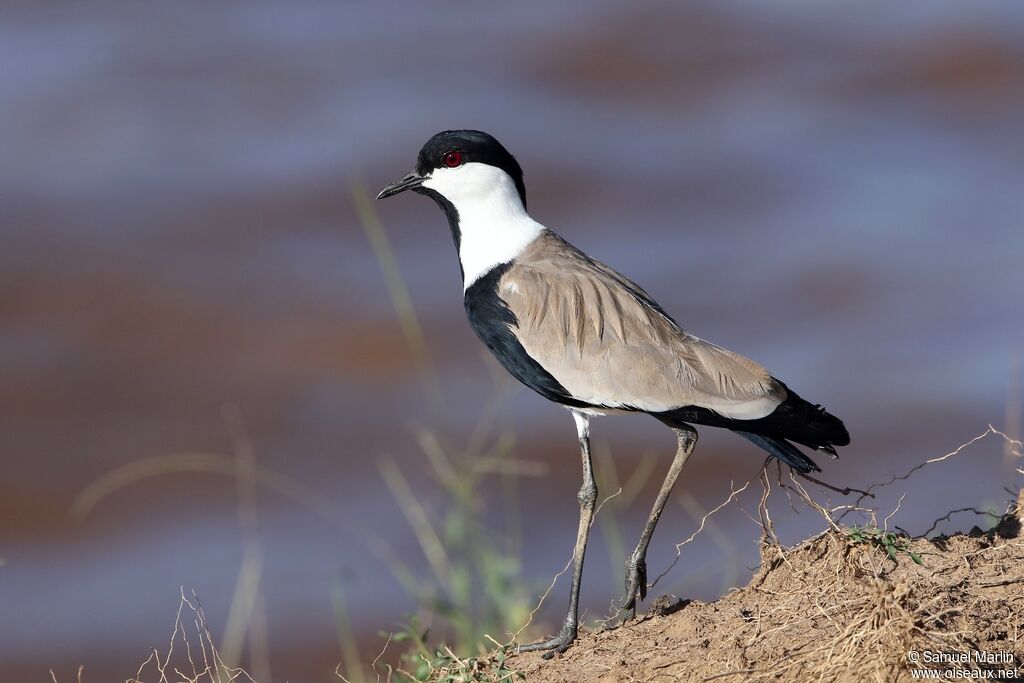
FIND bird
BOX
[376,129,849,655]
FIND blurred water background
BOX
[2,1,1023,680]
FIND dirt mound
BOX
[505,518,1023,682]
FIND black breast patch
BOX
[463,264,587,408]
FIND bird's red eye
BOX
[442,150,463,168]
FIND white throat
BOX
[421,162,543,290]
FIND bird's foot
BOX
[619,552,648,621]
[516,624,578,659]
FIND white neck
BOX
[421,162,544,290]
[455,194,544,290]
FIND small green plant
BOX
[384,617,523,683]
[845,525,923,565]
[376,422,538,652]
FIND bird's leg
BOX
[621,425,697,619]
[518,410,596,658]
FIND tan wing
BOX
[500,232,786,418]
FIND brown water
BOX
[2,2,1023,680]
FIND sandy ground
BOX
[502,514,1024,682]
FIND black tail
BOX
[752,382,849,452]
[653,380,849,472]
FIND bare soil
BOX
[505,516,1024,682]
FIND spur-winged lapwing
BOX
[377,130,849,655]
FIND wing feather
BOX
[500,232,785,417]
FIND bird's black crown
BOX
[415,130,527,208]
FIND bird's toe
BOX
[516,625,578,656]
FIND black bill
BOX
[376,172,425,200]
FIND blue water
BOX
[2,1,1023,680]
